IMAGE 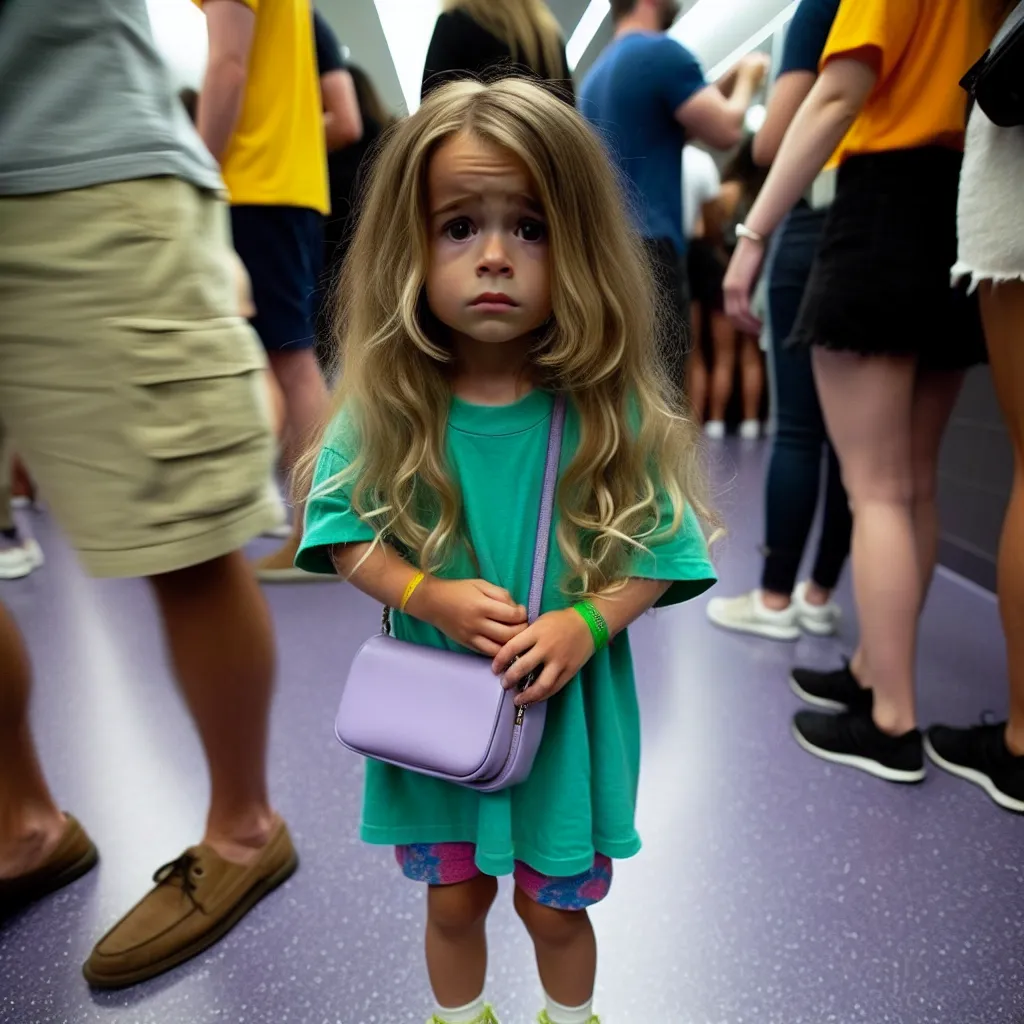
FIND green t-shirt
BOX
[297,390,716,879]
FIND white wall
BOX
[671,0,795,74]
[318,0,407,116]
[145,0,208,92]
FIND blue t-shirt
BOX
[579,33,706,256]
[779,0,842,75]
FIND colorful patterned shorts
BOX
[395,843,613,912]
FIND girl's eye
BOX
[517,218,547,243]
[444,218,475,242]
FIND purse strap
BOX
[527,392,566,623]
[382,392,566,635]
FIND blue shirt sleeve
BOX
[779,0,842,75]
[654,37,707,113]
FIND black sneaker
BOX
[793,710,925,783]
[924,722,1024,814]
[789,662,872,714]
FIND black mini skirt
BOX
[789,146,986,371]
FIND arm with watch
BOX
[332,540,668,706]
[722,55,879,334]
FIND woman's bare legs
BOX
[910,369,966,611]
[981,281,1024,755]
[845,369,964,687]
[739,333,765,423]
[813,350,919,735]
[687,301,708,422]
[708,311,738,425]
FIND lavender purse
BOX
[333,395,566,793]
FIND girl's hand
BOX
[410,577,528,657]
[492,609,595,707]
[723,235,766,336]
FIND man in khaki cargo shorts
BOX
[0,0,297,989]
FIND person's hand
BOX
[723,235,767,335]
[410,577,527,657]
[491,609,595,707]
[739,52,771,88]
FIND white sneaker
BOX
[706,589,800,641]
[261,480,291,538]
[704,420,726,440]
[793,581,842,636]
[738,419,761,440]
[0,533,44,580]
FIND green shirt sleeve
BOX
[628,498,717,607]
[295,445,375,575]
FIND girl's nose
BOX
[477,233,512,277]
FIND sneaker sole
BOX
[706,608,800,642]
[261,523,293,540]
[797,615,839,637]
[923,735,1024,814]
[788,674,850,712]
[792,721,926,784]
[83,848,299,990]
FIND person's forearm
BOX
[197,58,248,163]
[743,81,859,238]
[720,73,759,130]
[591,578,671,640]
[332,541,425,613]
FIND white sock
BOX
[434,994,486,1023]
[544,993,594,1024]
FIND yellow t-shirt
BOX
[822,0,995,168]
[195,0,329,213]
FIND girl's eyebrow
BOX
[431,193,544,218]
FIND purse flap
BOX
[336,635,512,778]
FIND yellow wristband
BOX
[400,571,426,613]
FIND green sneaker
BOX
[537,1014,600,1024]
[428,1006,500,1024]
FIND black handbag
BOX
[961,0,1024,128]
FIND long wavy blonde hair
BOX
[304,78,715,596]
[445,0,567,83]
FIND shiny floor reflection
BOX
[0,440,1020,1024]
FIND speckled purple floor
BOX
[0,439,1020,1024]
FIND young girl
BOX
[296,78,717,1024]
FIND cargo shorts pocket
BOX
[118,316,273,527]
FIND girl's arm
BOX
[333,541,528,657]
[722,55,879,333]
[493,578,672,706]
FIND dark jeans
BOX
[761,206,852,595]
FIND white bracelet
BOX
[735,223,767,244]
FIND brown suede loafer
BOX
[83,819,298,989]
[0,815,98,918]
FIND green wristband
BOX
[573,601,610,653]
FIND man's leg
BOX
[0,178,292,984]
[0,602,64,877]
[149,553,276,863]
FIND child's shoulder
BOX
[319,405,360,462]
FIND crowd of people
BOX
[0,0,1021,1023]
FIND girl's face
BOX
[425,132,552,352]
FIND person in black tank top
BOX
[422,0,574,105]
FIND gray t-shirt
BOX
[0,0,223,196]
